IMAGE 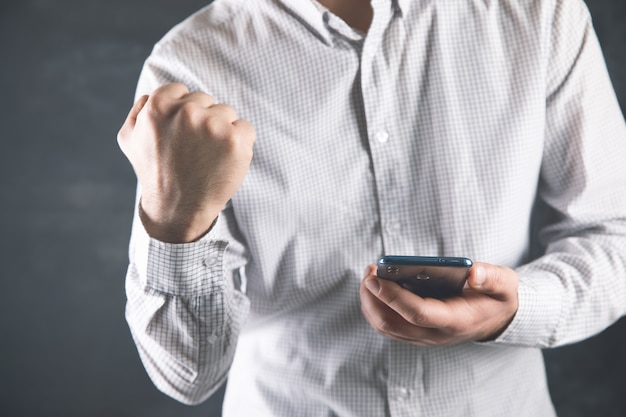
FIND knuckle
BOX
[230,125,255,145]
[149,90,167,107]
[234,121,256,145]
[379,286,399,305]
[405,311,426,327]
[372,318,395,336]
[214,103,237,117]
[148,92,177,118]
[157,82,188,96]
[145,96,167,118]
[170,81,188,90]
[380,290,431,327]
[179,100,199,119]
[489,265,517,298]
[490,267,505,288]
[199,91,215,101]
[205,115,229,138]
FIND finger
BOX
[360,279,408,334]
[467,263,518,300]
[207,103,239,124]
[153,82,190,99]
[232,119,257,144]
[146,83,192,118]
[363,264,377,278]
[127,94,149,128]
[184,91,216,108]
[364,276,453,329]
[117,94,149,144]
[359,281,445,345]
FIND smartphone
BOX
[376,256,473,298]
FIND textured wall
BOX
[1,1,624,416]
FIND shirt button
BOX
[206,332,218,344]
[396,387,410,401]
[203,256,218,267]
[375,130,389,143]
[385,220,402,233]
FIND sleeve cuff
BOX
[132,215,229,296]
[492,267,564,348]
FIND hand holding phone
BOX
[362,260,519,346]
[376,256,473,298]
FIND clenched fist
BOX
[117,83,255,243]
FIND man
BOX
[118,0,626,415]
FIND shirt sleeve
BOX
[496,0,626,348]
[125,206,250,405]
[123,39,251,404]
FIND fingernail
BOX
[474,265,486,287]
[365,278,380,294]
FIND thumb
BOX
[363,264,377,279]
[467,263,518,298]
[117,94,149,145]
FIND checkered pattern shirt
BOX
[124,0,626,415]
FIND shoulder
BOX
[136,0,277,100]
[155,0,259,47]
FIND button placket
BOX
[359,3,403,256]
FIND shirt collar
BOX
[309,0,406,13]
[278,0,334,45]
[278,0,407,45]
[395,0,409,14]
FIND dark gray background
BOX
[1,1,624,416]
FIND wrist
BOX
[138,199,219,243]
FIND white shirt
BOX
[124,0,626,415]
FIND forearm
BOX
[500,225,626,348]
[124,216,250,405]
